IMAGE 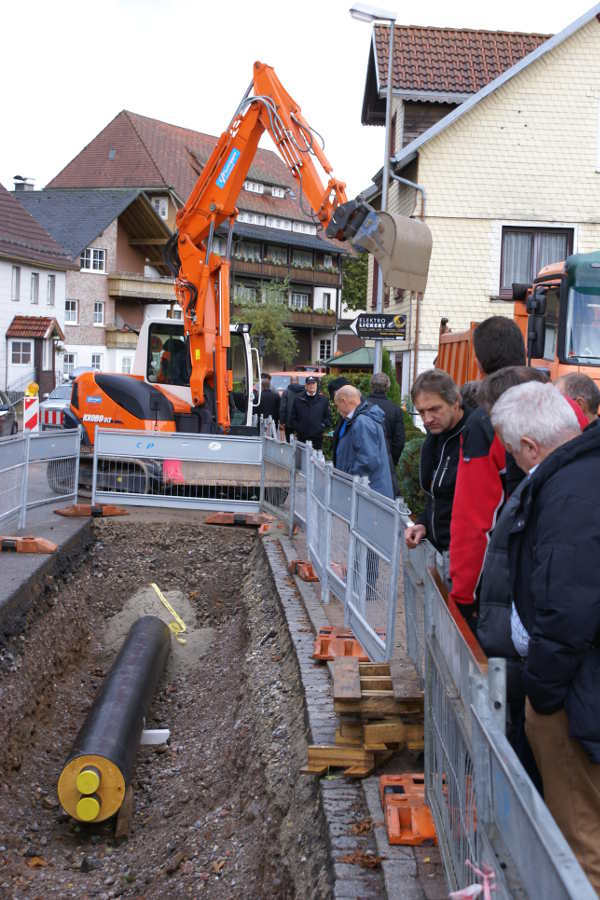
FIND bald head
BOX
[334,384,361,418]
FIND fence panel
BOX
[0,435,27,527]
[292,440,310,529]
[93,428,263,513]
[306,454,328,589]
[325,470,353,603]
[261,436,295,532]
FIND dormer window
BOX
[151,196,169,220]
[271,186,285,198]
[243,180,264,194]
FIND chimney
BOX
[13,175,35,192]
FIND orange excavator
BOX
[67,62,432,449]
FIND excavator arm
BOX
[165,61,432,432]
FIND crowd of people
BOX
[261,327,600,888]
[401,316,600,892]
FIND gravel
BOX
[0,520,331,898]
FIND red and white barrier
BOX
[24,395,39,432]
[42,409,64,428]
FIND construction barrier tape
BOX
[150,582,187,644]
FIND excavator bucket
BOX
[353,210,432,294]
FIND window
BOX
[271,186,285,198]
[319,339,332,361]
[292,249,313,268]
[237,211,266,226]
[322,292,331,310]
[91,353,102,371]
[292,221,317,235]
[266,215,292,231]
[323,255,333,269]
[500,227,573,298]
[93,301,104,325]
[63,352,76,377]
[65,299,78,323]
[290,292,309,309]
[265,244,287,265]
[212,236,227,255]
[243,180,264,194]
[121,357,132,374]
[151,196,169,220]
[170,307,183,320]
[11,340,32,365]
[80,247,107,272]
[235,241,261,262]
[46,274,55,306]
[30,272,39,304]
[234,283,259,303]
[11,265,20,301]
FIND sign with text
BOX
[349,313,407,340]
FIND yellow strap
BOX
[150,582,187,644]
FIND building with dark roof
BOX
[14,186,173,379]
[46,110,347,368]
[0,183,76,393]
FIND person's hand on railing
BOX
[404,523,426,549]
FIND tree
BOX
[232,278,297,367]
[341,251,368,311]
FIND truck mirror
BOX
[526,286,547,317]
[527,314,546,362]
[512,283,529,301]
[352,211,433,294]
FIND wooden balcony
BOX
[104,326,138,350]
[233,304,337,330]
[107,272,176,304]
[231,258,339,286]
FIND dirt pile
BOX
[0,520,331,898]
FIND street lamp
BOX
[350,2,396,374]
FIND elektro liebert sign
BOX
[349,313,407,340]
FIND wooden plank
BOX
[359,676,393,691]
[359,663,390,677]
[363,721,424,751]
[335,722,364,746]
[332,657,361,701]
[390,658,425,702]
[335,696,424,718]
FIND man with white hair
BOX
[490,380,600,892]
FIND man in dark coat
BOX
[334,385,393,498]
[279,375,304,441]
[367,372,405,496]
[490,380,600,892]
[404,369,470,587]
[289,376,331,450]
[256,373,280,425]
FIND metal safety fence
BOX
[259,428,595,897]
[0,429,80,529]
[92,427,263,512]
[403,528,596,898]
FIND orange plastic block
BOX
[0,536,57,554]
[312,626,369,662]
[379,774,437,846]
[54,504,129,518]
[287,559,319,582]
[205,512,273,527]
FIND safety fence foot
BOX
[54,504,129,518]
[0,536,57,553]
[287,559,319,582]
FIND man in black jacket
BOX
[491,381,600,892]
[256,373,280,425]
[289,376,331,449]
[367,372,405,496]
[279,376,304,441]
[404,369,470,587]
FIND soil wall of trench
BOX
[0,520,332,899]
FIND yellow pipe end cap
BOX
[76,768,100,794]
[76,795,100,822]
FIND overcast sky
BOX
[1,0,594,199]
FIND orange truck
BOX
[436,251,600,385]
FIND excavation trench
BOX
[0,520,330,899]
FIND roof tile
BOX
[0,184,76,269]
[374,24,550,95]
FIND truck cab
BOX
[514,251,600,383]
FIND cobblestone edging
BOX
[261,536,386,899]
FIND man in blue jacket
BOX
[490,381,600,892]
[333,384,393,498]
